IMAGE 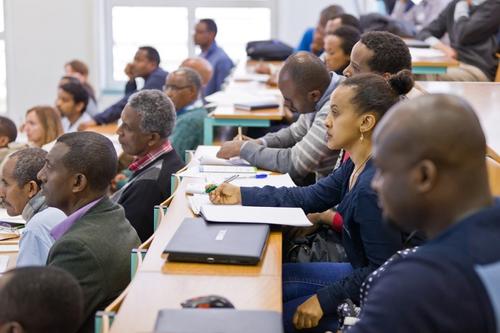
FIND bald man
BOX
[217,52,342,183]
[180,57,213,92]
[345,94,499,333]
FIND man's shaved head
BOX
[180,57,213,86]
[372,94,492,238]
[279,51,331,94]
[278,52,332,115]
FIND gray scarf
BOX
[21,191,48,222]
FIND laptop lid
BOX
[164,217,269,265]
[154,309,283,333]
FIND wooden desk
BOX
[204,106,283,144]
[85,123,118,135]
[0,238,19,272]
[417,81,500,154]
[109,147,284,333]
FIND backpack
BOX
[246,40,294,61]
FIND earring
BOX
[360,131,364,142]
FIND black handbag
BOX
[246,39,294,61]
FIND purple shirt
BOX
[50,197,103,241]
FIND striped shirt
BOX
[240,73,342,180]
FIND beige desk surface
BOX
[412,57,459,68]
[417,81,500,154]
[110,146,283,333]
[0,237,19,272]
[85,123,118,135]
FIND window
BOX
[0,0,6,113]
[104,0,276,89]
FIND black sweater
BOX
[112,149,184,242]
[417,0,500,80]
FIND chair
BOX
[495,53,500,82]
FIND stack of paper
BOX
[199,156,250,166]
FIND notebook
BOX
[200,205,312,227]
[164,217,269,265]
[154,309,283,333]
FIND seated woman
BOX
[209,71,414,333]
[23,106,63,150]
[323,26,361,75]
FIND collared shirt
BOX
[128,141,173,172]
[61,112,93,133]
[50,197,102,241]
[16,192,66,267]
[176,99,203,118]
[200,42,234,96]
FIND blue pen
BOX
[255,173,268,179]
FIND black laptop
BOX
[154,309,283,333]
[163,217,269,265]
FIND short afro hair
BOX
[56,132,117,192]
[0,116,17,143]
[59,81,90,112]
[138,46,161,66]
[199,19,218,35]
[10,148,47,187]
[0,266,83,333]
[127,90,176,139]
[360,31,412,74]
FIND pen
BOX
[237,127,243,141]
[205,174,239,194]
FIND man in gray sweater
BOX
[417,0,500,81]
[217,52,342,183]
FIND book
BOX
[234,100,279,111]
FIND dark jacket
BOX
[47,197,141,333]
[240,159,404,313]
[93,67,168,124]
[111,149,184,241]
[417,0,500,80]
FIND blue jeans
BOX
[283,262,353,333]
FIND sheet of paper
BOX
[200,205,312,227]
[187,194,212,215]
[0,209,26,224]
[199,165,257,174]
[199,156,250,166]
[0,244,19,253]
[0,256,8,274]
[409,47,445,59]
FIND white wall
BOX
[277,0,360,47]
[4,0,100,124]
[4,0,369,125]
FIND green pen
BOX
[205,174,239,194]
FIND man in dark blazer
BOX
[38,132,141,333]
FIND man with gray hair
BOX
[113,89,184,241]
[0,148,66,266]
[165,67,207,162]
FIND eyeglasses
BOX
[163,84,192,91]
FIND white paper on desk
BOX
[0,256,8,274]
[233,73,270,82]
[199,156,250,166]
[177,168,257,179]
[187,194,212,215]
[200,205,312,227]
[199,165,257,174]
[409,47,445,59]
[0,209,26,224]
[0,244,19,253]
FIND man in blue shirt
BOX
[346,94,500,333]
[194,19,234,96]
[78,46,167,129]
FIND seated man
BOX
[417,0,500,81]
[194,19,234,96]
[346,94,500,333]
[0,116,20,164]
[165,68,207,162]
[0,266,83,333]
[296,5,345,55]
[217,52,342,184]
[39,132,141,333]
[56,81,92,133]
[391,0,450,33]
[112,90,184,241]
[78,46,167,129]
[344,31,425,97]
[180,57,213,92]
[0,148,66,266]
